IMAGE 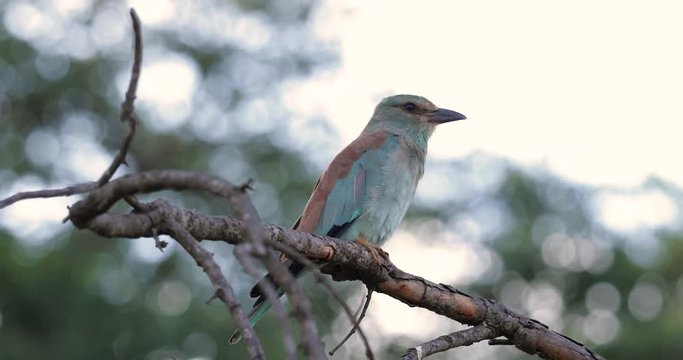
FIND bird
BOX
[229,94,466,344]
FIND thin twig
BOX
[165,218,265,360]
[0,182,97,209]
[0,9,143,210]
[95,8,141,226]
[227,176,295,357]
[329,289,373,356]
[150,228,168,251]
[266,240,374,359]
[97,8,142,186]
[233,245,297,360]
[258,251,325,358]
[401,323,497,360]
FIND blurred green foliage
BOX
[1,1,682,360]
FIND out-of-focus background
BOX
[1,1,682,359]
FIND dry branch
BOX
[0,182,98,209]
[267,240,375,359]
[97,8,142,186]
[165,217,265,360]
[62,172,604,360]
[401,323,497,359]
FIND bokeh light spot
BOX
[578,239,614,274]
[35,52,70,81]
[145,347,183,360]
[585,282,621,313]
[90,3,128,49]
[541,233,578,271]
[64,24,96,60]
[49,0,92,19]
[594,190,678,233]
[156,280,192,316]
[25,128,61,166]
[524,281,564,328]
[583,309,620,345]
[99,268,139,306]
[4,2,60,43]
[182,332,217,359]
[60,136,111,181]
[0,176,69,243]
[628,281,664,322]
[135,54,200,131]
[127,0,176,26]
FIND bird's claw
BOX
[354,237,389,263]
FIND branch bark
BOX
[63,170,604,360]
[401,323,497,359]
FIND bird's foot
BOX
[354,236,389,263]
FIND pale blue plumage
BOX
[317,134,402,244]
[229,94,465,344]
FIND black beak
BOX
[427,108,467,124]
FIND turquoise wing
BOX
[314,134,399,240]
[233,132,399,343]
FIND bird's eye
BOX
[402,102,417,112]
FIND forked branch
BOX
[63,174,603,359]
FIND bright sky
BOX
[285,0,683,190]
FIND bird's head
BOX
[364,94,466,147]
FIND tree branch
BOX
[0,182,97,209]
[267,240,375,359]
[97,8,142,186]
[234,244,297,360]
[63,171,604,360]
[225,181,324,357]
[401,323,497,360]
[0,8,144,210]
[328,288,373,357]
[165,216,265,360]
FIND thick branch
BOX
[69,170,245,227]
[67,170,324,358]
[66,171,604,360]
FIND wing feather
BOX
[296,130,396,237]
[249,131,398,300]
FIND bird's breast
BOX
[361,138,425,245]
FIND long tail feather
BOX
[228,297,272,344]
[229,262,311,344]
